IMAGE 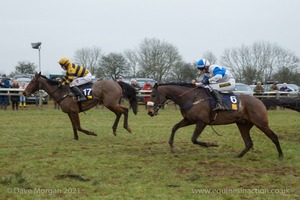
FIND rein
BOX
[178,85,200,97]
[38,76,69,103]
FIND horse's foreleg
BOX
[191,122,217,147]
[169,119,194,153]
[236,122,254,158]
[68,112,97,140]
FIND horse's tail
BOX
[117,81,138,115]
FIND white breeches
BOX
[69,72,93,87]
[209,78,235,91]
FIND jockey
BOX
[58,57,93,101]
[195,58,235,111]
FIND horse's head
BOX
[23,72,41,97]
[147,83,167,117]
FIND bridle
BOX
[147,86,166,115]
[29,74,69,103]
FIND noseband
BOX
[147,87,167,114]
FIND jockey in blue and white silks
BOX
[197,59,235,92]
[195,58,236,111]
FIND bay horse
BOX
[147,83,283,158]
[23,72,138,140]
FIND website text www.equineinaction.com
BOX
[192,188,292,195]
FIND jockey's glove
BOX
[202,78,209,85]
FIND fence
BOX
[0,88,25,96]
[1,88,299,99]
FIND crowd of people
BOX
[0,74,27,111]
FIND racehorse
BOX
[147,83,283,158]
[23,72,138,140]
[261,97,300,112]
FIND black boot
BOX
[71,86,87,102]
[210,90,225,111]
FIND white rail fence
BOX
[1,88,299,99]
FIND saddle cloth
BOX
[210,92,239,111]
[76,83,93,100]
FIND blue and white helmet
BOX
[196,58,210,69]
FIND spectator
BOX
[253,82,264,94]
[280,83,292,92]
[142,80,152,108]
[269,82,279,92]
[10,79,20,110]
[19,82,26,108]
[0,74,10,110]
[131,79,141,92]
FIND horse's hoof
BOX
[91,132,97,136]
[113,132,117,137]
[126,128,132,133]
[208,142,219,147]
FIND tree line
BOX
[9,38,300,85]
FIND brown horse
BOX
[147,83,283,158]
[23,72,138,140]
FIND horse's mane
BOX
[40,74,60,85]
[158,82,197,88]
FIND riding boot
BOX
[210,90,225,111]
[71,86,87,102]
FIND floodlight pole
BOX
[31,42,42,108]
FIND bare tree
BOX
[166,62,196,82]
[73,46,103,76]
[124,49,139,78]
[100,52,129,80]
[202,51,218,64]
[221,41,300,84]
[137,38,182,82]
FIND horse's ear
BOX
[154,82,158,88]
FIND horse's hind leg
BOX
[236,122,254,158]
[107,106,131,136]
[256,125,283,158]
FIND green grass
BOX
[0,102,299,199]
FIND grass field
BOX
[0,102,299,199]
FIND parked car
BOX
[233,83,254,96]
[15,76,49,104]
[276,83,299,92]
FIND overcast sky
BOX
[1,0,300,76]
